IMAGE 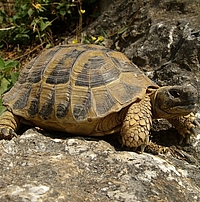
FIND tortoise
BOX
[0,44,199,152]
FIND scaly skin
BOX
[121,95,152,153]
[120,94,199,153]
[0,111,20,139]
[168,112,199,144]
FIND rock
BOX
[85,0,200,94]
[1,0,200,201]
[0,129,199,202]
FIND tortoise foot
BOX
[0,111,20,140]
[168,112,200,145]
[0,128,17,139]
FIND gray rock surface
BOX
[1,0,200,201]
[0,129,200,202]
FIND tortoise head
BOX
[151,85,198,119]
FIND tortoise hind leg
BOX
[121,95,152,153]
[0,111,20,139]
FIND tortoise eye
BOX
[169,89,180,98]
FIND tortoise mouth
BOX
[167,103,196,114]
[154,103,196,119]
[167,101,196,109]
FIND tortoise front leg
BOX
[168,112,200,144]
[0,111,20,139]
[121,96,152,153]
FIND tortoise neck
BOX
[150,90,160,119]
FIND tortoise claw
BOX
[0,128,17,139]
[190,118,200,138]
[193,119,200,128]
[140,144,146,154]
[191,127,197,137]
[9,129,18,137]
[1,128,8,137]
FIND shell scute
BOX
[46,48,83,85]
[73,88,92,120]
[91,86,117,116]
[38,87,55,120]
[55,83,72,119]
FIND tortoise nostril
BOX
[169,90,180,98]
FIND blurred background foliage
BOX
[0,0,100,48]
[0,0,101,114]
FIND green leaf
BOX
[0,105,6,116]
[117,26,128,35]
[5,60,19,68]
[0,58,5,69]
[3,60,19,72]
[45,43,52,49]
[100,28,107,37]
[14,33,30,41]
[0,16,3,24]
[0,97,6,116]
[0,77,11,94]
[28,8,34,17]
[40,20,46,31]
[21,4,27,10]
[10,72,19,85]
[60,10,66,16]
[40,20,51,31]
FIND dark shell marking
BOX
[3,44,154,127]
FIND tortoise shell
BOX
[3,44,157,135]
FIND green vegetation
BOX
[0,57,19,115]
[0,0,100,114]
[0,0,79,48]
